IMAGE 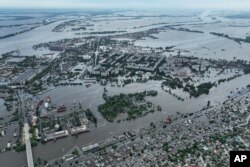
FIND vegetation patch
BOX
[185,82,215,97]
[98,90,158,122]
[162,77,183,89]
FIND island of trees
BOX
[98,90,159,122]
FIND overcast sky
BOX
[1,0,250,9]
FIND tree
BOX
[72,149,80,156]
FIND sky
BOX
[0,0,250,9]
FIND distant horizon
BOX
[0,7,250,12]
[1,0,250,10]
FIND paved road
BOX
[24,123,34,167]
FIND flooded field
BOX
[1,9,250,61]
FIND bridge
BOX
[24,123,34,167]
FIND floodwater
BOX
[1,9,250,166]
[0,99,8,118]
[1,74,250,167]
[0,19,76,55]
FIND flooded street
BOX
[0,99,8,118]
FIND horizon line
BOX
[0,6,250,11]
